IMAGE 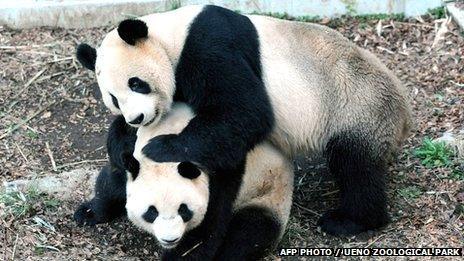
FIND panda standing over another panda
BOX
[76,4,411,238]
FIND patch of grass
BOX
[454,204,464,216]
[398,186,422,200]
[353,13,406,22]
[0,187,41,218]
[250,11,321,23]
[341,0,357,16]
[251,10,405,29]
[428,7,446,19]
[0,187,61,218]
[414,138,454,168]
[449,169,464,181]
[26,130,39,139]
[167,0,182,11]
[44,198,61,209]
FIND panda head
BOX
[124,157,209,249]
[76,19,175,127]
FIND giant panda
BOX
[76,4,412,235]
[122,102,293,260]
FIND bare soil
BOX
[0,13,463,260]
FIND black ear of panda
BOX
[76,43,96,71]
[177,162,201,179]
[117,19,148,45]
[121,152,140,179]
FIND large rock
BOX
[2,167,98,200]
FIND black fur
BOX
[177,161,201,179]
[128,77,151,94]
[121,152,140,179]
[110,93,120,109]
[215,206,281,261]
[74,115,137,225]
[74,165,127,225]
[142,5,273,172]
[142,206,159,223]
[117,19,148,45]
[178,203,193,222]
[76,43,96,71]
[318,130,390,236]
[107,115,138,170]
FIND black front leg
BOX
[74,116,137,226]
[143,109,271,172]
[74,165,127,225]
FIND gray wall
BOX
[0,0,443,29]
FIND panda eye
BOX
[178,203,193,222]
[110,93,120,109]
[128,77,151,94]
[142,205,158,223]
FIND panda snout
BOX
[129,114,144,125]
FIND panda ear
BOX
[177,162,201,179]
[117,19,148,45]
[76,43,96,71]
[121,152,140,179]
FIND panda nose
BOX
[129,114,144,125]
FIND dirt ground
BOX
[1,11,463,260]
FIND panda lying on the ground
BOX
[76,5,412,235]
[75,103,293,260]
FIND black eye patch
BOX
[177,162,201,179]
[142,205,158,223]
[110,93,120,109]
[128,77,151,94]
[178,203,193,222]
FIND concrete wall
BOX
[0,0,443,29]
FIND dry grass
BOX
[0,12,463,260]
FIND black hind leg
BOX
[215,206,281,261]
[318,131,390,236]
[74,165,127,225]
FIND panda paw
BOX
[74,202,100,226]
[317,210,366,236]
[142,134,186,163]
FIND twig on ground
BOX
[12,68,47,100]
[294,202,321,216]
[0,101,56,140]
[45,142,57,172]
[321,190,339,197]
[55,159,107,170]
[14,142,28,162]
[394,21,434,29]
[377,46,395,54]
[365,234,386,248]
[450,80,464,87]
[181,242,202,257]
[31,57,74,66]
[11,233,19,261]
[0,43,57,49]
